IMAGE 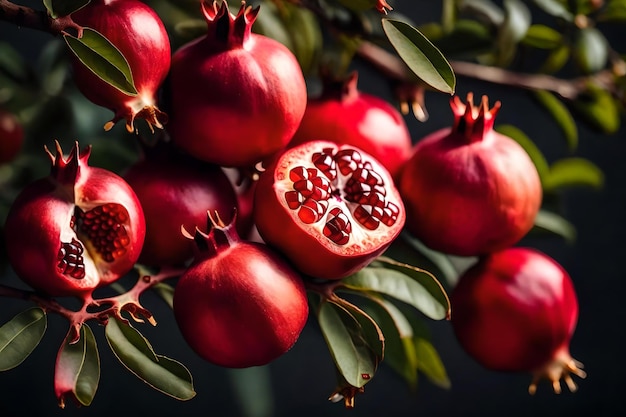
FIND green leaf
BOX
[531,0,574,21]
[54,324,100,407]
[43,0,90,19]
[0,308,47,371]
[105,318,196,400]
[598,0,626,21]
[460,0,504,26]
[64,28,138,96]
[317,300,379,388]
[539,44,571,74]
[432,19,494,59]
[336,0,381,12]
[357,296,418,389]
[572,84,621,134]
[496,0,531,66]
[0,42,30,82]
[382,19,456,94]
[152,282,175,309]
[226,366,274,417]
[334,298,385,359]
[543,157,605,192]
[521,24,563,49]
[495,124,550,183]
[533,90,578,152]
[573,27,609,74]
[532,209,577,243]
[342,257,450,320]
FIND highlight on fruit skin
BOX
[450,247,586,395]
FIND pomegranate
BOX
[70,0,171,132]
[289,71,413,179]
[167,0,307,167]
[451,247,586,394]
[3,141,145,298]
[398,93,542,256]
[0,108,23,164]
[254,140,405,280]
[173,211,308,368]
[123,143,238,267]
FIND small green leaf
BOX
[414,338,450,389]
[521,24,563,49]
[573,27,609,74]
[496,0,531,66]
[54,324,100,407]
[495,124,550,183]
[0,308,47,371]
[597,0,626,21]
[572,84,621,134]
[64,28,137,96]
[0,42,30,82]
[543,157,605,192]
[152,282,175,309]
[532,209,577,243]
[43,0,90,19]
[539,44,571,74]
[382,19,456,94]
[334,298,385,359]
[105,318,196,400]
[341,258,450,320]
[531,0,574,21]
[317,300,378,388]
[460,0,504,26]
[533,90,578,152]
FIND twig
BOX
[0,0,81,35]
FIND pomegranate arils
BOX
[323,208,351,245]
[75,204,130,263]
[312,151,337,180]
[56,238,86,279]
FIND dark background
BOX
[1,0,625,416]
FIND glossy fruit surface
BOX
[4,142,145,298]
[254,140,405,279]
[167,0,307,167]
[0,108,23,164]
[173,212,308,368]
[399,93,542,256]
[451,247,586,394]
[70,0,171,131]
[289,71,412,179]
[123,144,238,267]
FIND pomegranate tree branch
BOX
[0,0,81,35]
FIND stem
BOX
[0,0,82,35]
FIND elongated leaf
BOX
[521,24,563,49]
[572,84,621,134]
[357,296,417,389]
[105,318,195,400]
[43,0,90,18]
[0,308,47,371]
[152,282,175,309]
[573,27,609,74]
[0,42,30,82]
[495,124,550,182]
[317,300,378,388]
[532,209,577,243]
[539,44,571,74]
[598,0,626,21]
[382,19,455,94]
[64,28,137,96]
[54,324,99,407]
[533,90,578,152]
[543,157,605,192]
[334,298,385,359]
[531,0,574,21]
[496,0,531,65]
[460,0,504,26]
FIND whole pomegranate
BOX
[167,0,307,167]
[0,108,23,164]
[123,143,238,267]
[70,0,171,132]
[254,140,405,280]
[398,93,542,256]
[451,247,586,394]
[4,141,145,298]
[289,71,413,179]
[173,211,308,368]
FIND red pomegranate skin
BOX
[124,145,239,267]
[0,108,23,164]
[70,0,171,131]
[173,213,309,368]
[167,1,307,167]
[399,94,542,256]
[450,247,585,393]
[290,71,413,179]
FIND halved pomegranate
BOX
[254,141,405,280]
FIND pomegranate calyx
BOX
[529,350,587,395]
[451,92,501,143]
[183,210,240,259]
[46,141,90,190]
[319,71,360,103]
[201,0,259,49]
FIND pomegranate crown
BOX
[201,0,259,48]
[45,140,92,186]
[182,209,239,259]
[450,93,501,143]
[319,70,360,103]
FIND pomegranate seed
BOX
[353,205,381,230]
[289,166,309,182]
[285,191,303,209]
[75,203,131,263]
[312,151,337,180]
[56,238,86,279]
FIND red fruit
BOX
[290,71,412,179]
[254,140,405,280]
[451,247,586,394]
[70,0,171,132]
[123,144,238,267]
[167,0,307,167]
[173,212,308,368]
[398,93,542,256]
[0,108,23,164]
[4,141,145,298]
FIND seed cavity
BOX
[75,203,131,263]
[57,238,86,279]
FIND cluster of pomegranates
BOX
[1,0,585,395]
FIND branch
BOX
[0,0,81,35]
